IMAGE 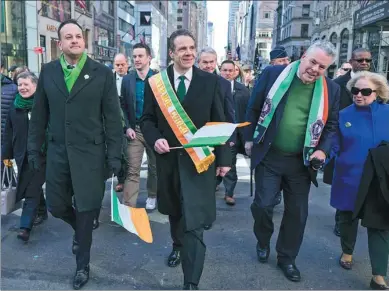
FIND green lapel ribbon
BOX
[14,93,34,110]
[60,52,88,92]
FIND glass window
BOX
[41,0,71,22]
[302,4,310,17]
[108,0,114,15]
[94,26,114,47]
[75,0,91,11]
[264,11,270,19]
[51,38,61,60]
[140,11,151,26]
[119,1,134,16]
[83,29,89,49]
[40,35,46,48]
[301,24,309,38]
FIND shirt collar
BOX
[136,69,153,80]
[173,66,193,82]
[351,71,356,79]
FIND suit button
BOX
[66,121,71,126]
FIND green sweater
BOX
[272,76,314,153]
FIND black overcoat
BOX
[27,58,122,212]
[2,102,46,202]
[353,142,389,230]
[140,65,231,231]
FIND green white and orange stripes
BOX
[253,60,329,165]
[111,181,153,243]
[148,70,215,174]
[183,122,250,148]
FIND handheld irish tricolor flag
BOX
[111,181,153,243]
[179,122,250,148]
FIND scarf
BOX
[60,52,88,92]
[253,60,329,165]
[14,93,34,110]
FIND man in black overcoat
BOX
[141,29,231,290]
[323,48,372,236]
[27,19,122,290]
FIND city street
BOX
[2,155,372,290]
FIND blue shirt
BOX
[135,69,154,120]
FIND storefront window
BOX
[0,0,27,68]
[50,38,61,60]
[94,26,114,48]
[41,0,71,22]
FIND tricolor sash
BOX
[148,70,215,174]
[253,60,329,165]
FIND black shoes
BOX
[33,213,48,226]
[72,235,79,255]
[204,224,212,230]
[277,262,301,282]
[17,228,30,242]
[256,244,270,263]
[93,218,99,230]
[370,278,389,290]
[73,265,89,290]
[183,283,199,290]
[167,249,181,267]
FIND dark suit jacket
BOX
[353,142,389,230]
[323,71,353,184]
[27,57,123,211]
[218,76,235,123]
[121,69,156,130]
[233,80,250,154]
[245,65,340,171]
[140,65,231,231]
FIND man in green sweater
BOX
[245,41,340,282]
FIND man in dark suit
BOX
[197,47,235,123]
[121,43,158,211]
[323,48,372,236]
[218,60,250,206]
[245,40,340,282]
[141,29,231,290]
[27,19,122,290]
[113,53,130,193]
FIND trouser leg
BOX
[338,210,359,255]
[182,227,206,286]
[368,228,389,276]
[117,135,129,185]
[123,130,145,206]
[276,154,311,264]
[223,146,238,197]
[141,129,157,199]
[251,160,282,249]
[75,209,98,270]
[169,215,184,250]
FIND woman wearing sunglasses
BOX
[329,71,389,289]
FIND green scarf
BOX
[14,93,34,110]
[253,60,329,165]
[60,52,88,92]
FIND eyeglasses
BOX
[341,68,351,71]
[350,87,376,96]
[353,58,372,63]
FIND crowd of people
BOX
[1,18,389,291]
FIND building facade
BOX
[196,1,208,52]
[93,0,117,65]
[1,0,28,70]
[117,0,136,64]
[207,21,214,48]
[75,0,94,59]
[274,0,315,62]
[310,0,360,78]
[255,0,278,67]
[228,1,240,59]
[135,1,168,69]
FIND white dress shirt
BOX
[351,71,356,79]
[116,74,124,96]
[173,67,193,92]
[231,80,234,93]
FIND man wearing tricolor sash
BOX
[141,29,231,290]
[245,41,340,282]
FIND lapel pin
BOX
[84,74,89,79]
[345,122,351,127]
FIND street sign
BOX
[354,0,389,29]
[33,47,43,54]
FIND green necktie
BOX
[177,75,186,101]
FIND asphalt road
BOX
[1,155,373,290]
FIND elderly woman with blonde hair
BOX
[329,71,389,289]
